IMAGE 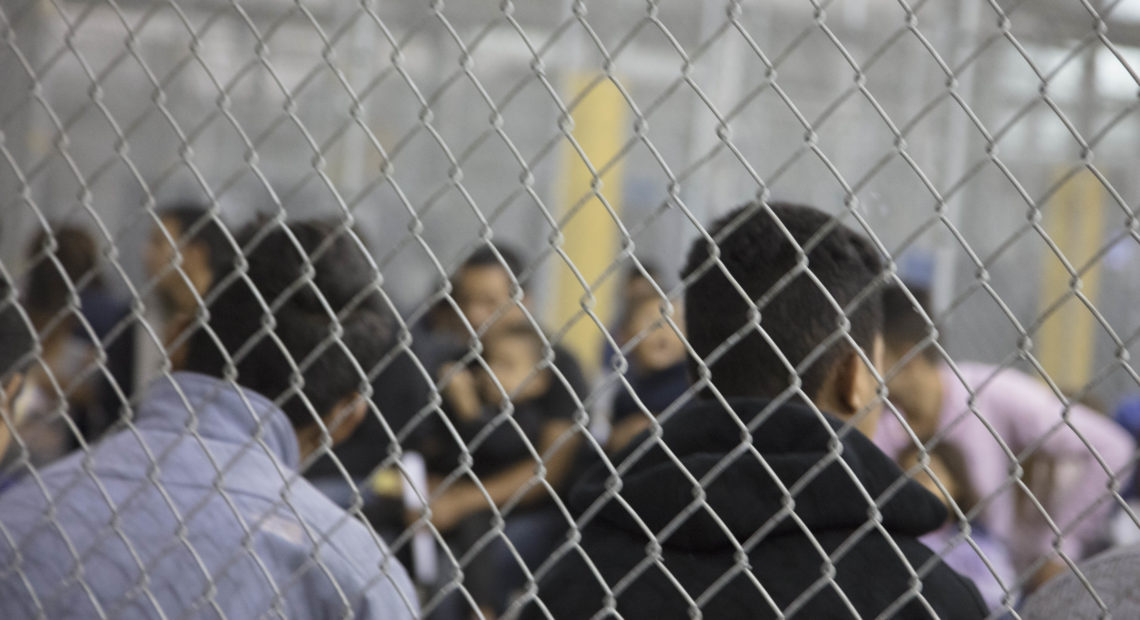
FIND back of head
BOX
[681,202,884,401]
[184,219,394,429]
[1,275,36,382]
[881,282,938,362]
[23,226,102,323]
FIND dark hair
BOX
[1,275,35,381]
[458,244,524,286]
[23,226,102,322]
[184,220,394,429]
[900,442,979,513]
[156,204,236,289]
[616,263,663,331]
[882,282,939,362]
[681,202,884,400]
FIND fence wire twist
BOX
[2,0,1140,618]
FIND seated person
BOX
[607,295,690,453]
[351,245,588,515]
[423,245,588,398]
[141,204,233,382]
[874,282,1135,589]
[422,323,578,617]
[523,202,986,618]
[898,442,1017,611]
[16,226,133,463]
[600,264,662,372]
[1,275,36,488]
[0,219,418,619]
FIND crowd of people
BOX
[1,200,1139,618]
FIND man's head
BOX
[478,324,550,406]
[622,295,687,374]
[184,220,393,459]
[145,205,234,314]
[451,245,527,337]
[681,202,885,435]
[1,275,36,457]
[881,282,943,440]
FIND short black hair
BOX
[184,219,394,429]
[1,275,35,382]
[156,203,236,288]
[23,226,102,322]
[881,282,939,362]
[458,244,524,285]
[681,202,884,400]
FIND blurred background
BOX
[2,0,1139,403]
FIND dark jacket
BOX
[523,398,987,619]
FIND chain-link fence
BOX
[3,0,1140,617]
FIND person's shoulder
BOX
[284,478,405,567]
[0,452,115,571]
[884,534,989,618]
[310,498,418,616]
[1021,544,1140,618]
[956,361,1055,410]
[0,450,93,516]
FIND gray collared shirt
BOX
[0,372,419,619]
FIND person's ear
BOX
[322,393,368,447]
[832,351,862,416]
[832,337,884,436]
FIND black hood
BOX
[571,398,947,552]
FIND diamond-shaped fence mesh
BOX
[2,0,1140,617]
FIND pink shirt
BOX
[875,362,1135,571]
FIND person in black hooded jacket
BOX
[520,202,987,619]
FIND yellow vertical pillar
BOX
[549,75,628,375]
[1036,169,1104,390]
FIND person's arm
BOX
[994,370,1135,577]
[607,415,652,453]
[424,419,579,533]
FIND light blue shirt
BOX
[0,372,419,619]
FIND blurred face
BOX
[145,216,180,285]
[455,266,525,336]
[626,299,687,373]
[145,216,212,313]
[624,274,655,306]
[478,334,549,406]
[883,344,943,441]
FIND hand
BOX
[440,364,482,422]
[409,485,483,534]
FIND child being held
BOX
[899,442,1017,611]
[428,323,579,617]
[607,295,690,453]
